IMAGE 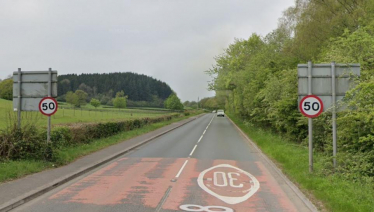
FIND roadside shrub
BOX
[0,113,183,161]
[0,125,46,160]
[51,127,72,147]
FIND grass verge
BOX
[0,113,201,184]
[228,113,374,212]
[0,98,175,129]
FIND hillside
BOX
[58,72,173,102]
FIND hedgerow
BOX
[0,114,180,161]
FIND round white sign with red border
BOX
[299,95,323,118]
[39,97,58,116]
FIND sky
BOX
[0,0,295,101]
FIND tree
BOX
[65,91,79,107]
[90,98,101,108]
[0,78,13,100]
[116,90,125,97]
[75,90,88,107]
[113,96,127,108]
[164,94,183,110]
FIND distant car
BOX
[217,109,224,117]
[212,110,216,113]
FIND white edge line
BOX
[189,145,198,156]
[175,160,189,178]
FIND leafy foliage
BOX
[90,98,101,108]
[164,94,183,110]
[207,0,374,181]
[0,78,13,100]
[0,114,180,161]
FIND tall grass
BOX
[229,113,374,212]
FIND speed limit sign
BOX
[299,95,323,118]
[39,97,58,116]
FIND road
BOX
[13,114,313,212]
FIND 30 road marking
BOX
[197,164,260,205]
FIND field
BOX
[0,99,176,129]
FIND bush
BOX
[0,125,47,160]
[0,114,181,161]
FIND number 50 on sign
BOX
[39,97,58,116]
[299,95,323,118]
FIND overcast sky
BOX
[0,0,295,101]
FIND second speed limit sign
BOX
[299,95,323,118]
[39,97,58,116]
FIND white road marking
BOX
[179,204,233,212]
[197,164,260,205]
[189,145,198,156]
[174,115,215,179]
[203,130,206,135]
[198,135,203,143]
[175,160,189,178]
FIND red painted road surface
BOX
[48,158,298,211]
[12,114,313,212]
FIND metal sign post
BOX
[308,61,313,172]
[331,62,337,168]
[17,68,22,129]
[13,68,58,145]
[298,62,360,170]
[48,68,52,143]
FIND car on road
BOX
[212,110,216,113]
[217,109,224,117]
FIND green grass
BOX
[228,113,374,212]
[0,113,199,183]
[0,160,52,183]
[0,99,176,129]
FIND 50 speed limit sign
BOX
[299,95,323,118]
[39,97,58,116]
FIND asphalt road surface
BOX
[13,114,312,212]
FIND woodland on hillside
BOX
[57,72,173,108]
[207,0,374,180]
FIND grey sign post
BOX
[298,62,360,170]
[13,69,58,143]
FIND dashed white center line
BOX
[189,145,198,156]
[175,160,189,178]
[173,115,216,180]
[198,135,203,143]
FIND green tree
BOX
[90,98,101,108]
[113,96,127,108]
[75,90,88,107]
[113,90,128,109]
[164,94,183,110]
[0,78,13,100]
[65,91,79,107]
